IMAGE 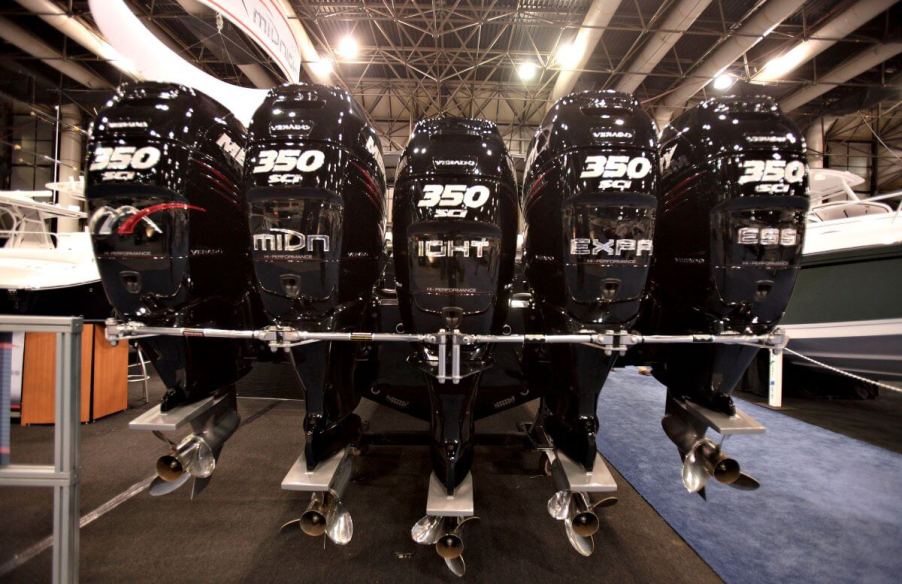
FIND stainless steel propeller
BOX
[564,496,594,557]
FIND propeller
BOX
[564,497,594,557]
[681,438,757,495]
[287,491,354,545]
[412,515,477,577]
[547,490,617,556]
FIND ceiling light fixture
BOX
[336,35,359,60]
[712,73,736,91]
[517,61,538,81]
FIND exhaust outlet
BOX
[156,454,184,481]
[571,493,600,538]
[155,435,216,481]
[436,531,464,560]
[300,493,331,537]
[703,444,741,484]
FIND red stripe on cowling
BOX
[117,203,206,235]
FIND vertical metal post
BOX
[768,348,783,409]
[53,328,81,583]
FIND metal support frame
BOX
[426,472,474,517]
[769,347,784,409]
[0,315,82,584]
[104,318,788,386]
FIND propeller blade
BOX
[411,515,444,545]
[547,490,572,520]
[325,501,353,545]
[190,475,212,500]
[682,447,708,493]
[697,487,707,501]
[148,473,190,497]
[279,518,302,533]
[592,496,618,510]
[445,555,466,577]
[564,518,595,557]
[727,472,761,491]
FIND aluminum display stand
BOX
[0,316,82,584]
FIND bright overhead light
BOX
[555,42,581,70]
[712,73,736,91]
[311,58,334,76]
[517,61,538,81]
[336,35,359,59]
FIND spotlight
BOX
[517,61,538,81]
[712,73,736,91]
[555,42,581,70]
[336,36,359,60]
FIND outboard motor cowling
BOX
[522,91,659,470]
[86,82,258,410]
[245,84,386,468]
[393,117,518,492]
[645,95,808,415]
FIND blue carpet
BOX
[596,367,902,584]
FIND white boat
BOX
[0,181,109,318]
[780,169,902,381]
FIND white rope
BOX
[782,347,902,394]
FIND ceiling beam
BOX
[614,0,713,94]
[780,42,902,113]
[752,0,896,84]
[0,15,111,89]
[548,0,622,105]
[653,0,807,128]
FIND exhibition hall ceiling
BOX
[0,0,899,159]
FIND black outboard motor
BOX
[393,117,518,492]
[522,91,658,470]
[245,84,386,469]
[86,82,258,411]
[646,96,808,415]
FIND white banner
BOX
[197,0,301,83]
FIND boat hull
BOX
[781,242,902,381]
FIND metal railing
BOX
[104,318,787,386]
[0,316,82,583]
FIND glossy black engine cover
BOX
[392,117,518,492]
[646,96,808,412]
[85,82,258,410]
[246,84,386,329]
[393,117,518,338]
[523,90,658,331]
[522,91,659,470]
[245,84,386,468]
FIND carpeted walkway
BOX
[597,368,902,584]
